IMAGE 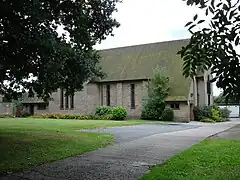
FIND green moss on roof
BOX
[98,39,192,100]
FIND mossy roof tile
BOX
[98,39,192,101]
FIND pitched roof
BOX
[21,93,45,104]
[98,38,192,101]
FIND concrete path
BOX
[1,120,239,180]
[212,124,240,139]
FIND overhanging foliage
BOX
[0,0,121,101]
[179,0,240,102]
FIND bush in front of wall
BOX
[219,107,231,119]
[95,106,128,120]
[31,113,63,119]
[140,66,170,120]
[61,114,76,119]
[19,111,31,117]
[200,118,215,123]
[46,113,62,119]
[211,107,221,122]
[31,113,113,120]
[161,108,174,121]
[140,99,166,120]
[0,114,14,118]
[193,104,230,123]
[111,106,128,120]
[193,105,212,121]
[95,106,113,116]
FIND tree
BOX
[179,0,240,103]
[214,92,238,104]
[141,67,170,120]
[0,0,121,101]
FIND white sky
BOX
[95,0,206,49]
[94,0,222,96]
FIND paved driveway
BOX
[1,122,236,180]
[79,123,200,143]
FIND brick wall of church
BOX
[101,80,148,118]
[28,80,191,121]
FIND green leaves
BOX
[181,0,240,100]
[185,21,193,27]
[0,0,121,100]
[197,20,205,24]
[189,24,196,30]
[193,14,198,21]
[235,36,240,46]
[140,67,170,120]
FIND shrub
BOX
[62,114,77,119]
[219,107,231,118]
[193,105,212,121]
[96,106,113,116]
[31,113,112,120]
[200,118,215,123]
[95,106,128,120]
[140,99,166,120]
[193,104,230,123]
[161,108,174,121]
[91,114,113,120]
[31,113,65,119]
[45,113,62,119]
[20,111,31,117]
[140,67,170,120]
[0,114,14,118]
[211,107,221,122]
[111,106,128,120]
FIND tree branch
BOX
[232,0,240,8]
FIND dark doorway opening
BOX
[29,104,34,115]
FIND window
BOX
[170,103,180,110]
[207,75,211,94]
[208,94,211,105]
[106,85,110,106]
[37,103,48,110]
[65,95,69,109]
[130,84,135,109]
[175,103,180,109]
[60,88,64,109]
[70,94,74,109]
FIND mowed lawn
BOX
[0,118,145,174]
[141,138,240,180]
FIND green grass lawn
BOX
[141,139,240,180]
[0,118,146,174]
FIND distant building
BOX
[1,39,214,121]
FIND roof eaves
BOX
[98,38,190,51]
[94,78,150,83]
[165,96,188,102]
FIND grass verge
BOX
[0,118,146,174]
[141,138,240,180]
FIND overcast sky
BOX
[95,0,202,49]
[94,0,222,96]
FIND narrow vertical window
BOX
[130,84,135,109]
[70,94,74,109]
[208,94,211,106]
[106,85,110,106]
[60,88,64,109]
[207,75,211,105]
[207,75,211,94]
[65,94,69,109]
